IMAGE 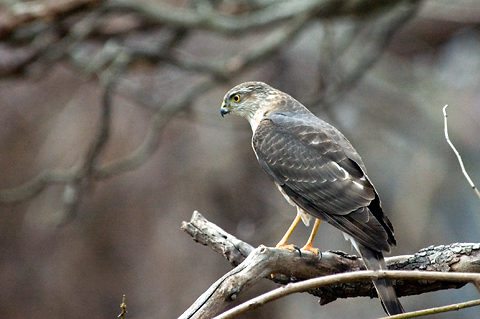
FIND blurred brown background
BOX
[1,0,480,318]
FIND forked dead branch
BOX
[180,211,480,319]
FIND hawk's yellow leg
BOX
[301,218,321,255]
[276,214,321,256]
[275,213,302,250]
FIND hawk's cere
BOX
[220,81,404,315]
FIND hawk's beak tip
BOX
[220,107,229,117]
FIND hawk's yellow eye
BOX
[231,94,241,103]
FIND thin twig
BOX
[118,295,127,318]
[380,298,480,319]
[442,105,480,201]
[212,270,480,319]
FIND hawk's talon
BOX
[301,244,320,256]
[275,243,297,251]
[293,245,302,257]
[275,243,303,257]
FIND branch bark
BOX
[180,211,480,319]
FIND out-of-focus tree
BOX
[1,0,479,318]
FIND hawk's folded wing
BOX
[252,112,395,252]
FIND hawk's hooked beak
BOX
[220,102,230,117]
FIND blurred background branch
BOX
[0,0,420,211]
[1,0,480,318]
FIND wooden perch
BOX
[180,211,480,319]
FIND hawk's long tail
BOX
[358,244,404,316]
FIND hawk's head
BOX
[220,81,276,131]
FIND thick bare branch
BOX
[181,212,480,318]
[181,211,254,267]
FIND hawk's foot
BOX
[275,243,301,255]
[300,243,320,256]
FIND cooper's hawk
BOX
[220,81,404,315]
